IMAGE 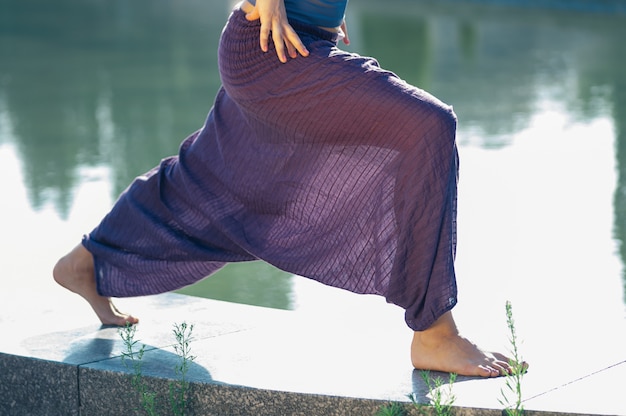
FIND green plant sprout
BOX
[376,401,407,416]
[499,300,526,416]
[377,370,457,416]
[169,322,195,416]
[119,322,196,416]
[120,323,159,416]
[415,371,457,416]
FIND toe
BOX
[496,360,513,375]
[477,365,498,377]
[114,314,139,326]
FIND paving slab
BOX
[2,278,626,415]
[524,361,626,415]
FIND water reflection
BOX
[613,84,626,301]
[1,0,625,309]
[0,0,228,216]
[354,1,623,147]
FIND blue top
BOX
[247,0,348,28]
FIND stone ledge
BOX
[2,293,624,416]
[1,351,599,416]
[0,353,79,416]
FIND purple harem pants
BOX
[82,8,459,331]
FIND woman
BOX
[54,0,518,377]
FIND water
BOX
[1,0,625,320]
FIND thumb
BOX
[245,7,260,21]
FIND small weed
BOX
[119,321,196,416]
[413,371,457,416]
[169,322,195,416]
[119,323,159,416]
[376,401,407,416]
[499,301,526,416]
[380,370,457,416]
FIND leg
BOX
[411,311,525,377]
[53,244,139,326]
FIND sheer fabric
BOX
[83,10,459,331]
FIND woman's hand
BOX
[245,0,309,63]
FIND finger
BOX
[271,27,287,63]
[341,21,350,45]
[259,20,271,53]
[285,40,297,59]
[245,8,260,21]
[283,26,309,57]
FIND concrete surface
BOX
[1,278,625,415]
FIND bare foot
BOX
[411,311,526,377]
[53,244,139,326]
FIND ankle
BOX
[420,312,460,338]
